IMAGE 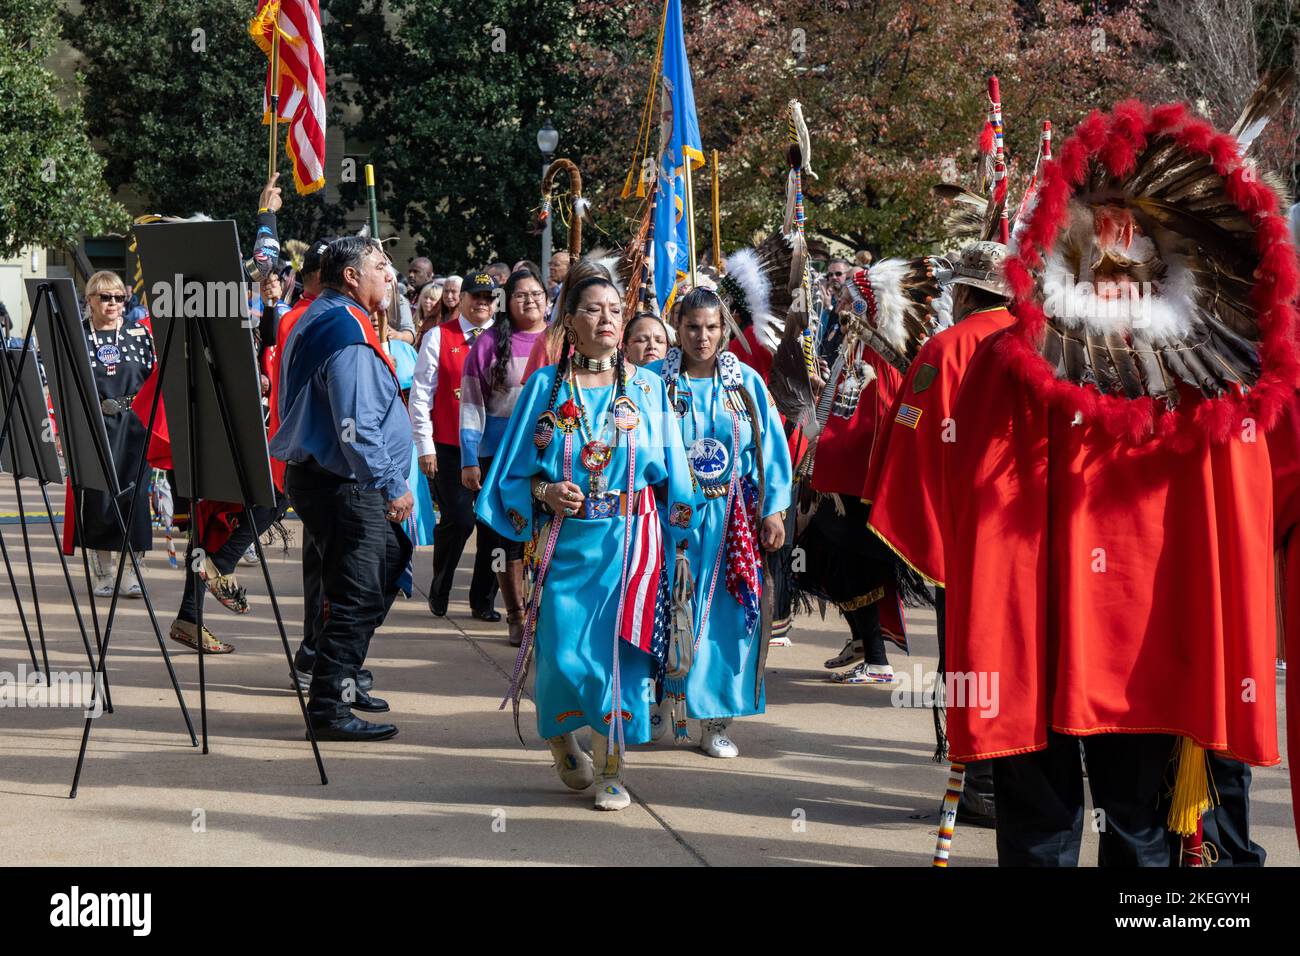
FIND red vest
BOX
[432,318,473,446]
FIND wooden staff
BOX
[540,158,586,258]
[711,149,722,272]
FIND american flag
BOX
[895,403,923,429]
[249,1,327,195]
[620,488,664,655]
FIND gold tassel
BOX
[1166,736,1215,837]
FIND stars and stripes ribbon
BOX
[724,476,762,636]
[619,487,665,655]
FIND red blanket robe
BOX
[864,307,1016,585]
[941,330,1281,778]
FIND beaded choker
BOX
[571,350,616,372]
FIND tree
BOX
[63,0,344,250]
[0,0,126,258]
[1154,0,1299,197]
[571,0,1169,259]
[329,0,625,267]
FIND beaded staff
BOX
[932,761,967,866]
[988,76,1009,245]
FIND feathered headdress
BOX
[716,243,784,352]
[838,257,946,372]
[1001,76,1299,450]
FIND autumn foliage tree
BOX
[569,0,1170,258]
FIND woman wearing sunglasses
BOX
[75,271,157,598]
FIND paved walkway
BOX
[0,479,1293,866]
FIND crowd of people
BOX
[48,74,1300,866]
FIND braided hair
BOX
[542,274,623,416]
[489,267,544,394]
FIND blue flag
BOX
[653,0,704,312]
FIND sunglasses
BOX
[94,293,128,303]
[828,271,847,278]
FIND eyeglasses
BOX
[510,291,546,302]
[828,271,847,279]
[94,293,128,303]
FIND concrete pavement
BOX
[0,478,1294,866]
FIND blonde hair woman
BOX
[415,275,460,350]
[77,271,157,598]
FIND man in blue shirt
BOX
[271,236,413,742]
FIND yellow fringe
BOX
[1166,736,1216,837]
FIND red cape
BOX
[864,307,1015,585]
[1267,392,1300,848]
[809,344,906,644]
[941,330,1280,772]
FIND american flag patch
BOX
[896,403,923,429]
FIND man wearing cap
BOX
[409,271,500,619]
[862,240,1015,828]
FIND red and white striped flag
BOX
[620,488,664,654]
[249,0,327,195]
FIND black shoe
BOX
[350,691,390,714]
[471,607,502,622]
[307,716,398,742]
[293,666,373,693]
[428,594,448,617]
[955,791,997,829]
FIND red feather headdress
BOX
[997,100,1300,450]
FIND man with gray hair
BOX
[271,236,414,742]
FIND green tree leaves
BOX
[0,0,126,258]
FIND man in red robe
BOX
[864,241,1015,824]
[936,101,1299,864]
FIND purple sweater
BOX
[459,325,544,462]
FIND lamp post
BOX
[537,119,559,290]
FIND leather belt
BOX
[100,393,138,416]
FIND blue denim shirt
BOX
[269,289,412,501]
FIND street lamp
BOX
[538,119,558,287]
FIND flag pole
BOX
[684,158,698,287]
[711,149,722,272]
[365,164,389,344]
[267,22,281,181]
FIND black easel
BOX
[98,219,326,785]
[25,281,198,797]
[175,310,326,783]
[0,335,106,693]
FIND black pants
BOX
[429,442,497,611]
[293,519,326,672]
[287,467,410,722]
[993,730,1174,866]
[177,496,286,624]
[845,603,888,665]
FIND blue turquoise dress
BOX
[652,350,793,720]
[386,339,437,547]
[477,363,698,743]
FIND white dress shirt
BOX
[408,313,495,458]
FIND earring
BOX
[565,328,577,345]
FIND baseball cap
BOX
[462,272,496,295]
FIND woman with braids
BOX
[459,268,549,645]
[649,288,792,758]
[477,275,697,811]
